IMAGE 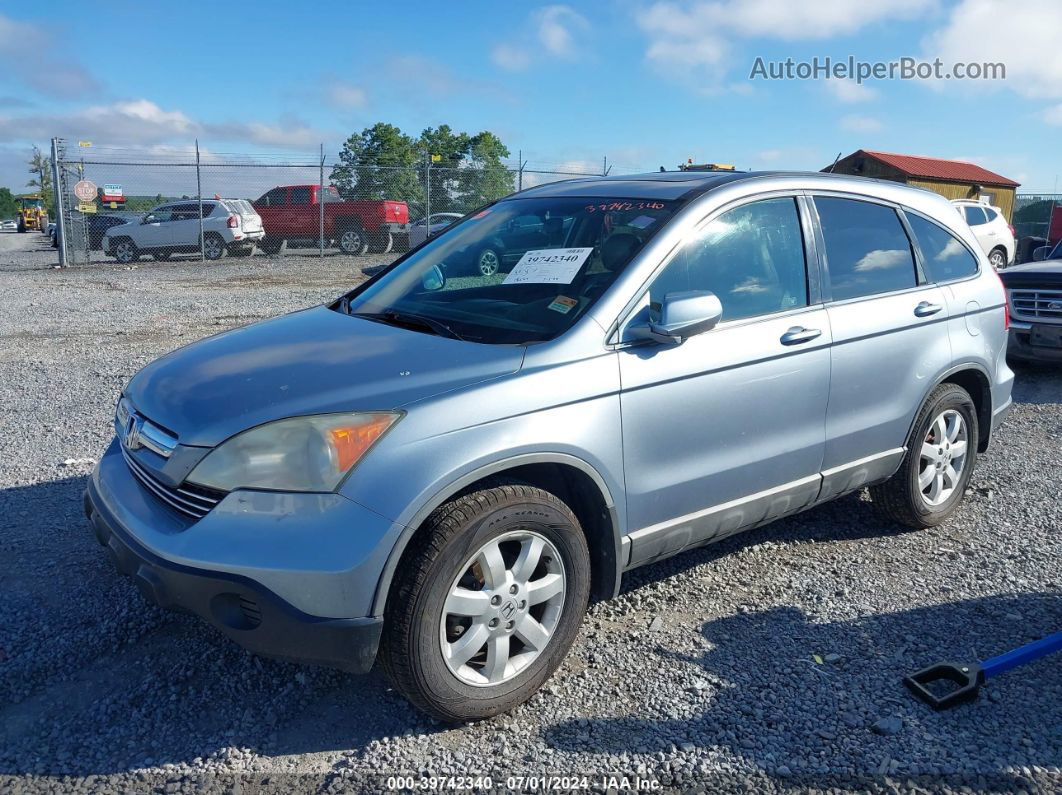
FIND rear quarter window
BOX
[907,213,979,282]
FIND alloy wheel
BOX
[340,230,364,254]
[115,242,135,263]
[204,236,224,260]
[478,250,499,277]
[440,530,566,687]
[989,249,1005,269]
[918,409,968,507]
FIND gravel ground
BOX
[1,229,1060,793]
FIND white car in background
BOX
[952,200,1015,269]
[102,198,264,264]
[1,219,16,231]
[408,212,463,248]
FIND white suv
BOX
[103,199,265,263]
[952,200,1014,269]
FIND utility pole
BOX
[51,138,67,267]
[319,143,325,259]
[195,139,205,262]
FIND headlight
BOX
[187,412,400,493]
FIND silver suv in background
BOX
[102,198,264,263]
[86,170,1012,721]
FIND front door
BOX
[137,205,175,249]
[619,196,831,567]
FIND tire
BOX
[477,247,501,277]
[870,383,979,529]
[203,233,226,261]
[381,480,591,722]
[988,247,1007,269]
[338,225,369,255]
[370,231,394,255]
[113,238,138,264]
[259,236,283,255]
[152,250,172,262]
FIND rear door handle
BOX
[780,326,822,345]
[914,301,944,317]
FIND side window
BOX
[907,213,979,282]
[815,197,917,301]
[258,188,286,207]
[963,206,987,226]
[291,187,312,205]
[984,207,999,222]
[146,206,174,223]
[650,197,809,322]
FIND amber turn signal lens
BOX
[328,415,397,472]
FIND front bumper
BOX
[1007,325,1062,363]
[86,479,383,672]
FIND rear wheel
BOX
[381,481,590,722]
[370,231,394,254]
[338,226,369,255]
[988,247,1007,269]
[259,236,283,255]
[870,383,978,528]
[202,233,226,261]
[113,238,138,264]
[477,248,500,277]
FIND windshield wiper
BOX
[352,309,467,341]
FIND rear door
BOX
[961,204,991,256]
[619,194,832,566]
[811,194,952,501]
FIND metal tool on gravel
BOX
[905,629,1062,709]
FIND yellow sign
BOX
[78,141,92,147]
[431,153,442,162]
[78,202,98,213]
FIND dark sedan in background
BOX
[51,214,132,250]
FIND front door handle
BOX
[914,301,944,317]
[780,326,822,345]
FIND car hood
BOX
[1001,263,1062,289]
[124,306,524,447]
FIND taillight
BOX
[227,214,238,228]
[1008,224,1016,237]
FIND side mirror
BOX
[421,264,446,291]
[645,290,723,344]
[1032,246,1050,262]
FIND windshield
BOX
[341,196,679,344]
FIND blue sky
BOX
[2,0,1061,193]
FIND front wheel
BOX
[381,481,590,722]
[113,239,138,264]
[870,383,978,529]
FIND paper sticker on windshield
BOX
[503,247,593,285]
[628,215,657,230]
[548,295,578,314]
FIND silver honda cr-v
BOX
[86,171,1013,720]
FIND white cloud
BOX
[638,0,935,89]
[326,81,368,109]
[840,114,884,132]
[492,5,589,71]
[825,79,879,104]
[0,13,102,99]
[1044,103,1062,126]
[0,99,328,151]
[491,43,532,71]
[855,248,909,271]
[923,0,1062,99]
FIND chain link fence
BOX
[50,138,621,267]
[1013,193,1062,243]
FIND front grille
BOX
[122,448,225,520]
[1008,288,1062,323]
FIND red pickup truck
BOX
[252,184,409,255]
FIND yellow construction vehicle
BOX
[16,194,46,233]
